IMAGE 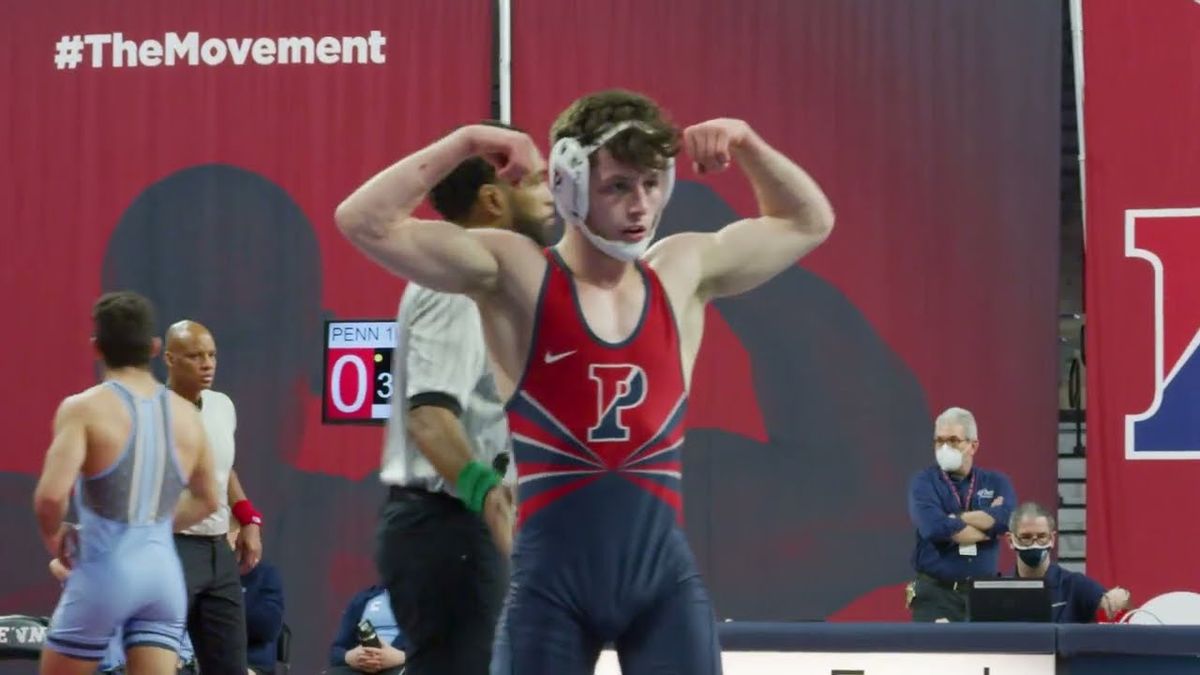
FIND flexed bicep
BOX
[677,119,834,301]
[336,124,546,295]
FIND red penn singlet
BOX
[505,248,688,530]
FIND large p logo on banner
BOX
[1124,208,1200,459]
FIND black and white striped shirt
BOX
[379,283,514,494]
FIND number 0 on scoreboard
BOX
[322,320,396,424]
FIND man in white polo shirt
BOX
[166,320,264,673]
[369,122,556,675]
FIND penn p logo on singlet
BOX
[588,364,648,442]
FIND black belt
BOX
[388,485,461,507]
[918,573,972,593]
[174,532,226,543]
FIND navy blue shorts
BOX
[491,573,720,675]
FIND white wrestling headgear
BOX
[549,120,676,262]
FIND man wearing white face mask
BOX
[1008,502,1132,622]
[906,407,1017,621]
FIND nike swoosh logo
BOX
[543,350,576,364]
[1051,601,1067,607]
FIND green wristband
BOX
[457,460,501,513]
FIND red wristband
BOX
[232,499,263,527]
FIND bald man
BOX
[166,320,263,674]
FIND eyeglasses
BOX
[1013,533,1053,546]
[934,436,974,446]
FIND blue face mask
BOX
[1017,546,1050,568]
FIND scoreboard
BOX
[322,320,396,424]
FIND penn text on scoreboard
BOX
[322,320,396,424]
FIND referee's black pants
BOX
[174,533,248,672]
[376,486,507,675]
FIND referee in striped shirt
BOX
[354,122,555,675]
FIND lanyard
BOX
[940,470,977,513]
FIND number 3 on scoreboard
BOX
[376,372,393,399]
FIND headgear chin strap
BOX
[550,120,676,262]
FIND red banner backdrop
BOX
[1083,0,1200,617]
[0,1,491,667]
[512,0,1062,621]
[0,0,1065,668]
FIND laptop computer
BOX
[967,578,1052,622]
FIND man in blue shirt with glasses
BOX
[907,406,1017,621]
[1008,501,1131,623]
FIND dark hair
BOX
[550,89,679,171]
[429,120,522,222]
[92,291,156,368]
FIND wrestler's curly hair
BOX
[550,89,680,171]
